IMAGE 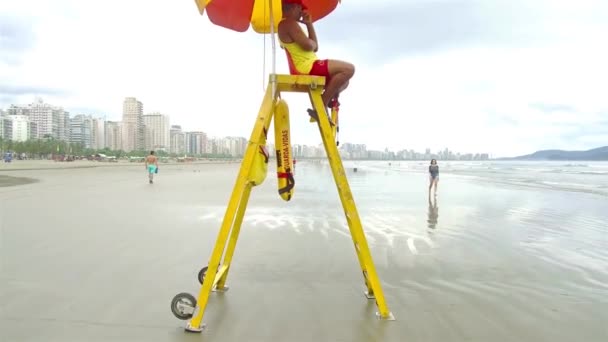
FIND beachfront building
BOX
[5,105,30,136]
[339,143,367,159]
[292,144,323,158]
[7,99,69,140]
[170,125,186,154]
[92,118,105,150]
[223,136,247,157]
[396,149,420,160]
[207,136,247,157]
[70,114,94,148]
[0,111,11,140]
[143,112,170,152]
[185,131,207,156]
[9,115,31,142]
[204,137,215,154]
[121,97,144,152]
[206,137,225,155]
[105,121,123,151]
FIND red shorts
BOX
[309,59,331,83]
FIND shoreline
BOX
[0,159,242,172]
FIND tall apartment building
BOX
[185,131,207,155]
[209,137,245,156]
[9,115,31,142]
[143,112,170,152]
[6,105,29,118]
[121,97,144,152]
[224,137,247,157]
[56,108,69,141]
[92,118,105,150]
[70,114,94,148]
[169,125,186,154]
[339,143,368,159]
[7,99,68,140]
[29,121,38,141]
[0,111,11,140]
[105,121,122,151]
[204,138,213,154]
[207,137,221,155]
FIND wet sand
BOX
[1,161,607,341]
[0,175,38,187]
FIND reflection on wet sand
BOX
[427,194,439,229]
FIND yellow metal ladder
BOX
[170,74,395,333]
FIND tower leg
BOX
[186,83,278,332]
[308,89,395,321]
[214,183,253,291]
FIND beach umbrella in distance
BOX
[194,0,341,33]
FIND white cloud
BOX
[1,0,607,157]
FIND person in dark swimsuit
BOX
[429,159,439,196]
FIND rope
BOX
[262,1,267,92]
[268,0,277,97]
[261,0,277,94]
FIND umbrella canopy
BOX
[194,0,341,33]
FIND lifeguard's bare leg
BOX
[322,60,355,107]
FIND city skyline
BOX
[7,96,602,160]
[1,97,491,159]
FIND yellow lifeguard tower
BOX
[169,0,395,332]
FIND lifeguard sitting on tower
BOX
[278,0,355,114]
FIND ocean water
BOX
[341,159,608,197]
[268,159,608,340]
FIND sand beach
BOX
[1,159,607,341]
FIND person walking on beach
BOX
[429,159,439,195]
[145,151,158,184]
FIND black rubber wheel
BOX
[170,292,197,320]
[197,266,208,285]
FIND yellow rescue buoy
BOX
[273,99,295,201]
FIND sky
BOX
[1,0,607,157]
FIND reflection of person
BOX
[278,0,355,111]
[427,195,439,229]
[428,159,439,195]
[145,151,158,184]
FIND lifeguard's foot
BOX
[307,108,319,122]
[329,98,340,109]
[306,108,335,127]
[308,97,340,123]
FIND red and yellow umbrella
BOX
[194,0,341,33]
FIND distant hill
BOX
[502,146,608,161]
